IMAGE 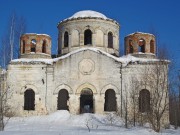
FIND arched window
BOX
[24,89,35,110]
[129,40,133,53]
[139,89,150,113]
[64,31,69,47]
[84,29,92,45]
[138,39,145,53]
[22,40,25,53]
[104,89,116,111]
[42,40,46,53]
[108,32,113,48]
[150,40,155,53]
[57,89,69,110]
[31,39,36,52]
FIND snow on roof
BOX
[69,10,108,19]
[11,48,163,67]
[21,33,51,37]
[11,58,53,65]
[58,10,119,25]
[126,32,155,37]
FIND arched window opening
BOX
[64,31,69,47]
[80,88,93,113]
[22,40,25,53]
[31,39,36,52]
[150,40,155,53]
[138,39,145,53]
[139,89,150,113]
[129,46,133,53]
[129,40,133,53]
[57,89,69,110]
[108,32,113,48]
[24,89,35,110]
[42,40,46,53]
[84,29,92,45]
[104,89,116,111]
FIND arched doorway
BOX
[80,88,93,113]
[57,89,69,110]
[104,89,116,111]
[24,89,35,110]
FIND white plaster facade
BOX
[5,11,169,126]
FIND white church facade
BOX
[6,11,169,125]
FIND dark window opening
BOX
[138,39,145,53]
[64,31,69,47]
[57,89,69,110]
[150,40,155,53]
[129,45,133,53]
[139,89,150,113]
[108,32,113,48]
[84,29,92,45]
[80,88,93,113]
[22,40,25,53]
[24,89,35,110]
[31,39,36,52]
[31,47,36,52]
[42,40,46,53]
[129,40,133,53]
[104,89,116,111]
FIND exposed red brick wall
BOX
[20,34,51,55]
[124,32,156,55]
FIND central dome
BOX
[58,10,120,56]
[69,10,107,19]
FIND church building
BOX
[6,11,169,125]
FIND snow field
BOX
[0,111,180,135]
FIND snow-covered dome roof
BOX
[69,10,108,19]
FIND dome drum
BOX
[57,10,120,56]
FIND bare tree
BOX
[0,12,27,68]
[0,70,13,131]
[170,71,180,127]
[169,88,179,129]
[0,12,27,130]
[129,77,140,127]
[139,57,169,132]
[122,84,129,128]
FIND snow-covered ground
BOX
[0,111,180,135]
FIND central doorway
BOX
[80,88,93,113]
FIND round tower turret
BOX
[57,10,120,56]
[124,32,156,58]
[20,33,51,59]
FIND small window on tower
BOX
[108,32,113,48]
[64,31,69,47]
[129,40,133,53]
[31,39,36,52]
[138,39,145,53]
[150,40,155,53]
[84,29,92,45]
[22,40,25,53]
[42,40,46,53]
